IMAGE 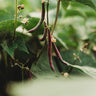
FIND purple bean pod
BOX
[28,1,45,33]
[39,21,47,41]
[52,42,68,66]
[28,69,32,79]
[47,29,55,71]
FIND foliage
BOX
[0,0,96,96]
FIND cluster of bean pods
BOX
[28,1,68,72]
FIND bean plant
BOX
[0,0,96,96]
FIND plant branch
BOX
[22,65,24,81]
[47,0,49,25]
[14,0,18,39]
[51,0,60,34]
[28,1,45,33]
[4,51,8,72]
[36,39,47,62]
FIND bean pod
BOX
[28,1,45,33]
[52,42,68,66]
[39,21,47,41]
[47,29,55,71]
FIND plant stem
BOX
[22,65,24,81]
[51,0,60,34]
[47,0,49,25]
[14,0,18,39]
[36,39,47,62]
[4,51,8,72]
[68,60,76,73]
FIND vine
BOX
[51,0,60,34]
[14,0,18,39]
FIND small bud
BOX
[84,42,88,46]
[17,5,21,9]
[64,72,69,77]
[77,56,81,63]
[19,15,23,18]
[25,67,29,70]
[25,20,29,25]
[93,45,96,51]
[51,36,56,43]
[73,53,76,56]
[80,48,83,52]
[61,72,69,77]
[21,4,24,9]
[52,38,56,43]
[17,4,24,10]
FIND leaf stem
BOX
[4,51,8,72]
[22,65,24,81]
[51,0,60,34]
[14,0,18,39]
[36,39,47,62]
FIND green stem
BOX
[14,0,18,39]
[68,60,76,73]
[51,0,60,34]
[4,51,8,71]
[22,65,24,81]
[36,40,47,62]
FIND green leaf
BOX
[1,37,29,58]
[57,50,96,78]
[54,25,79,48]
[31,50,60,77]
[1,41,17,58]
[61,50,96,67]
[61,0,96,10]
[0,20,22,40]
[75,0,96,10]
[61,0,70,10]
[70,64,96,79]
[0,20,22,33]
[64,9,86,17]
[86,11,96,17]
[15,37,29,54]
[54,33,68,49]
[68,1,95,12]
[0,10,14,22]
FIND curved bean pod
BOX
[48,29,55,71]
[28,1,45,33]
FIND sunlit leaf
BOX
[61,0,96,10]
